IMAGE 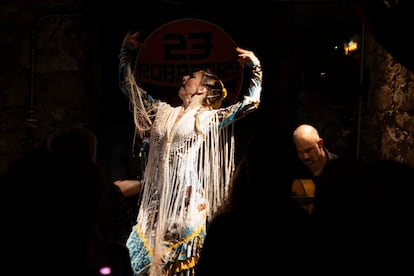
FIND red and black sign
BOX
[134,18,243,105]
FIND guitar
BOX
[291,178,315,214]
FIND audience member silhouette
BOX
[1,127,134,275]
[46,126,98,164]
[195,130,315,275]
[47,126,134,244]
[312,158,414,273]
[108,131,146,228]
[3,149,133,275]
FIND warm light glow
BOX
[344,34,361,55]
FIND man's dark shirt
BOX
[294,146,338,188]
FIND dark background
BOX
[1,0,413,174]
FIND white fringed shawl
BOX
[128,79,235,275]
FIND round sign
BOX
[134,18,243,104]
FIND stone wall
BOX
[359,30,414,166]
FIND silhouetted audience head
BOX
[314,158,414,230]
[3,149,108,275]
[46,126,133,244]
[226,130,299,213]
[312,157,414,272]
[3,124,135,275]
[46,126,97,163]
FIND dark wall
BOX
[0,0,370,173]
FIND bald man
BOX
[292,124,338,185]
